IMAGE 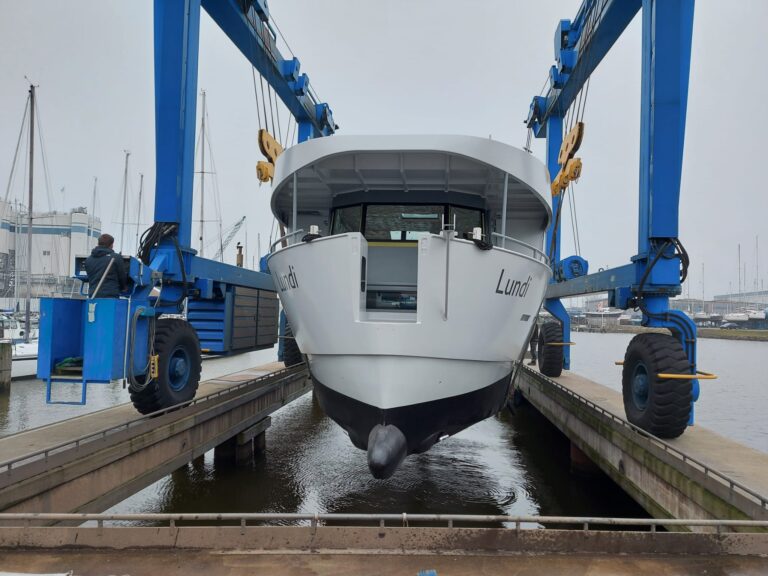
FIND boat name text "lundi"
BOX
[276,265,299,292]
[495,270,533,298]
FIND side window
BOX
[331,205,363,234]
[449,206,483,236]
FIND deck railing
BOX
[0,512,766,531]
[269,229,305,253]
[491,232,549,265]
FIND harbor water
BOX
[0,333,765,518]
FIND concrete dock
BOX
[1,549,764,576]
[0,362,310,517]
[517,366,768,527]
[0,513,766,575]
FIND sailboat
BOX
[2,85,44,378]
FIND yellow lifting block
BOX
[557,121,585,166]
[257,160,275,183]
[258,128,284,163]
[565,157,582,181]
[551,170,568,196]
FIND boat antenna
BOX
[135,173,144,254]
[119,150,131,253]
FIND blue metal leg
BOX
[544,297,571,370]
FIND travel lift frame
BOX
[525,0,714,437]
[38,0,334,410]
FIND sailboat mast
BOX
[24,84,35,344]
[199,90,206,257]
[119,150,130,253]
[135,173,144,253]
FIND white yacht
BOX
[0,314,39,379]
[267,135,552,478]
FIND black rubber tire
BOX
[129,318,202,415]
[622,333,692,439]
[282,320,303,367]
[537,322,564,377]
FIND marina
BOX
[1,0,767,572]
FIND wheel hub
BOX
[168,347,191,391]
[632,363,650,410]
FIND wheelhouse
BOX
[269,135,552,312]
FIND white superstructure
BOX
[267,135,552,478]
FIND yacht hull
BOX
[312,366,510,455]
[268,232,550,476]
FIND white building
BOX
[0,200,101,307]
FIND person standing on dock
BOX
[84,233,127,298]
[527,322,539,366]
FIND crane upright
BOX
[525,0,709,438]
[37,0,335,410]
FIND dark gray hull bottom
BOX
[311,372,512,478]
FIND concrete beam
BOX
[0,525,766,557]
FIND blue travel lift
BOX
[37,0,334,411]
[525,0,714,438]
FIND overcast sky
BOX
[1,0,766,298]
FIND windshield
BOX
[330,203,484,242]
[364,204,443,241]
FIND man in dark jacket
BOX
[84,233,128,298]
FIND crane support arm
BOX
[201,0,336,141]
[153,0,336,250]
[526,0,642,137]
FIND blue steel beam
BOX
[527,0,642,136]
[543,114,571,368]
[637,0,694,251]
[154,0,336,250]
[201,0,336,139]
[153,0,202,249]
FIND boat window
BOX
[366,290,417,310]
[331,205,363,234]
[449,206,483,236]
[364,205,443,242]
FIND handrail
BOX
[522,366,768,510]
[269,229,305,253]
[0,364,308,475]
[490,232,549,264]
[0,512,766,531]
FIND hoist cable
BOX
[265,77,276,136]
[272,86,283,147]
[251,67,264,131]
[284,114,293,149]
[3,97,29,210]
[258,74,271,136]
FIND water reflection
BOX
[5,335,762,520]
[111,392,644,521]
